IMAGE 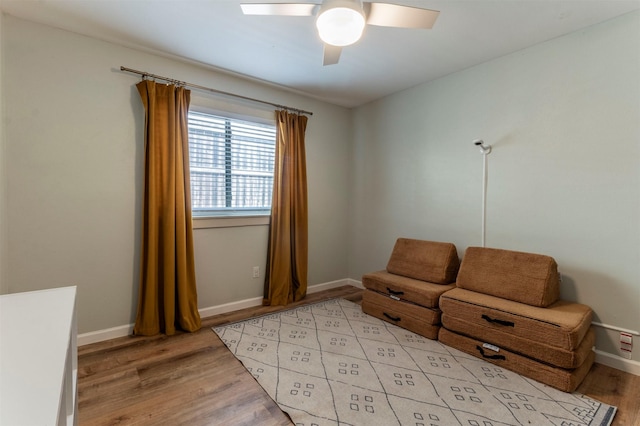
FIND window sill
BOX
[193,215,270,229]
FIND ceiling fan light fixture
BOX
[316,0,365,47]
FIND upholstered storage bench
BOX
[361,238,459,339]
[440,288,594,368]
[439,246,595,392]
[438,328,595,393]
[362,290,447,339]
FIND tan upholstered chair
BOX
[361,238,460,339]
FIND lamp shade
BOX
[316,0,365,47]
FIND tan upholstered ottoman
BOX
[440,288,593,366]
[438,327,595,393]
[361,238,460,339]
[362,289,442,339]
[438,247,595,392]
[362,271,455,309]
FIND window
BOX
[188,111,276,217]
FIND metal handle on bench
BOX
[481,314,515,327]
[383,312,401,322]
[476,345,506,360]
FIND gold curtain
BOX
[133,80,201,336]
[263,110,309,306]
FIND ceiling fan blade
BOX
[240,3,318,16]
[364,3,439,29]
[323,44,342,66]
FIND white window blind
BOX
[188,111,276,217]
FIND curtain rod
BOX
[120,66,313,116]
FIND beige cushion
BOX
[456,247,559,307]
[440,288,592,351]
[386,238,459,284]
[438,328,594,393]
[362,290,441,340]
[441,313,595,368]
[362,270,455,309]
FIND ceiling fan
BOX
[240,0,439,65]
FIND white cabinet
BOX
[1,286,78,425]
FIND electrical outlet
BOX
[620,332,633,360]
[252,266,260,278]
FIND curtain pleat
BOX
[263,110,309,306]
[134,80,201,336]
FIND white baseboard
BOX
[81,277,639,377]
[594,349,640,376]
[196,295,264,320]
[346,278,363,289]
[309,278,363,292]
[78,278,361,347]
[196,278,359,319]
[77,323,135,347]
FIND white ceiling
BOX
[1,0,639,107]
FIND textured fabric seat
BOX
[439,247,595,392]
[438,328,595,393]
[362,270,455,309]
[440,288,593,368]
[361,238,460,339]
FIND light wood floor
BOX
[78,286,639,425]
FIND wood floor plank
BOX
[577,362,640,426]
[78,285,638,425]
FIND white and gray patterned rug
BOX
[213,298,616,426]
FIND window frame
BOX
[187,107,276,227]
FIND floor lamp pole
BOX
[481,153,488,247]
[474,139,492,247]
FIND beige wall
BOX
[0,12,6,295]
[350,11,640,362]
[1,15,351,333]
[2,10,639,365]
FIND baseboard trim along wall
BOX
[78,278,639,376]
[594,349,640,376]
[78,278,363,347]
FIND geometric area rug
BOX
[213,298,617,426]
